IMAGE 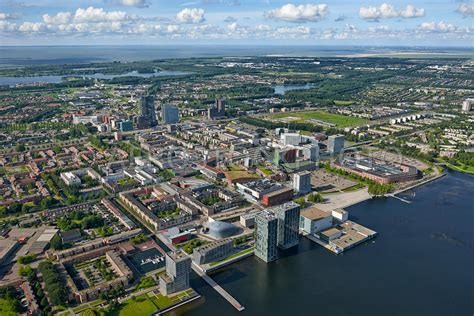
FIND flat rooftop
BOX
[300,208,331,221]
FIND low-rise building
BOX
[299,207,332,235]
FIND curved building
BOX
[205,221,240,239]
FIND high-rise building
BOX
[138,95,157,128]
[208,98,226,119]
[273,202,301,250]
[255,211,279,263]
[293,171,312,193]
[462,99,473,112]
[159,252,191,295]
[215,98,225,115]
[328,134,345,156]
[302,143,319,161]
[280,132,302,146]
[162,104,179,124]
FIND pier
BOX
[156,233,245,312]
[387,194,412,204]
[191,262,245,312]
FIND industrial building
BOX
[333,154,419,184]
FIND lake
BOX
[273,83,315,95]
[0,70,190,87]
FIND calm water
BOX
[273,83,315,95]
[0,70,190,86]
[169,170,473,316]
[1,45,473,67]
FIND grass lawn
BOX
[226,170,260,181]
[270,110,369,128]
[445,162,474,174]
[257,167,273,175]
[334,100,354,105]
[209,247,254,267]
[148,293,173,309]
[4,165,30,175]
[107,295,157,316]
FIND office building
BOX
[462,99,472,112]
[192,239,233,265]
[302,143,319,161]
[118,120,133,132]
[162,104,180,124]
[273,202,301,250]
[280,132,302,146]
[208,98,226,119]
[137,95,157,128]
[159,252,191,295]
[255,211,279,263]
[293,171,311,193]
[328,134,345,156]
[299,207,332,235]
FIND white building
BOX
[60,172,81,186]
[293,171,312,193]
[281,133,302,146]
[331,209,348,222]
[462,99,473,112]
[302,143,319,161]
[299,207,332,235]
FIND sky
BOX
[0,0,473,46]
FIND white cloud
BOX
[334,32,349,40]
[18,22,46,32]
[116,0,149,8]
[457,4,474,17]
[227,22,238,32]
[43,7,133,25]
[265,3,328,23]
[359,3,424,21]
[74,7,131,23]
[176,8,205,24]
[420,21,457,32]
[0,21,17,31]
[0,13,20,20]
[276,26,311,34]
[43,12,72,24]
[400,5,425,18]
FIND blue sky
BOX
[0,0,472,46]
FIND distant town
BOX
[0,55,472,315]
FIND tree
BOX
[15,143,26,152]
[50,234,63,250]
[294,197,306,207]
[308,193,324,203]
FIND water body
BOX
[170,170,473,316]
[0,70,190,86]
[273,83,315,95]
[1,45,472,68]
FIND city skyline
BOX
[0,1,473,46]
